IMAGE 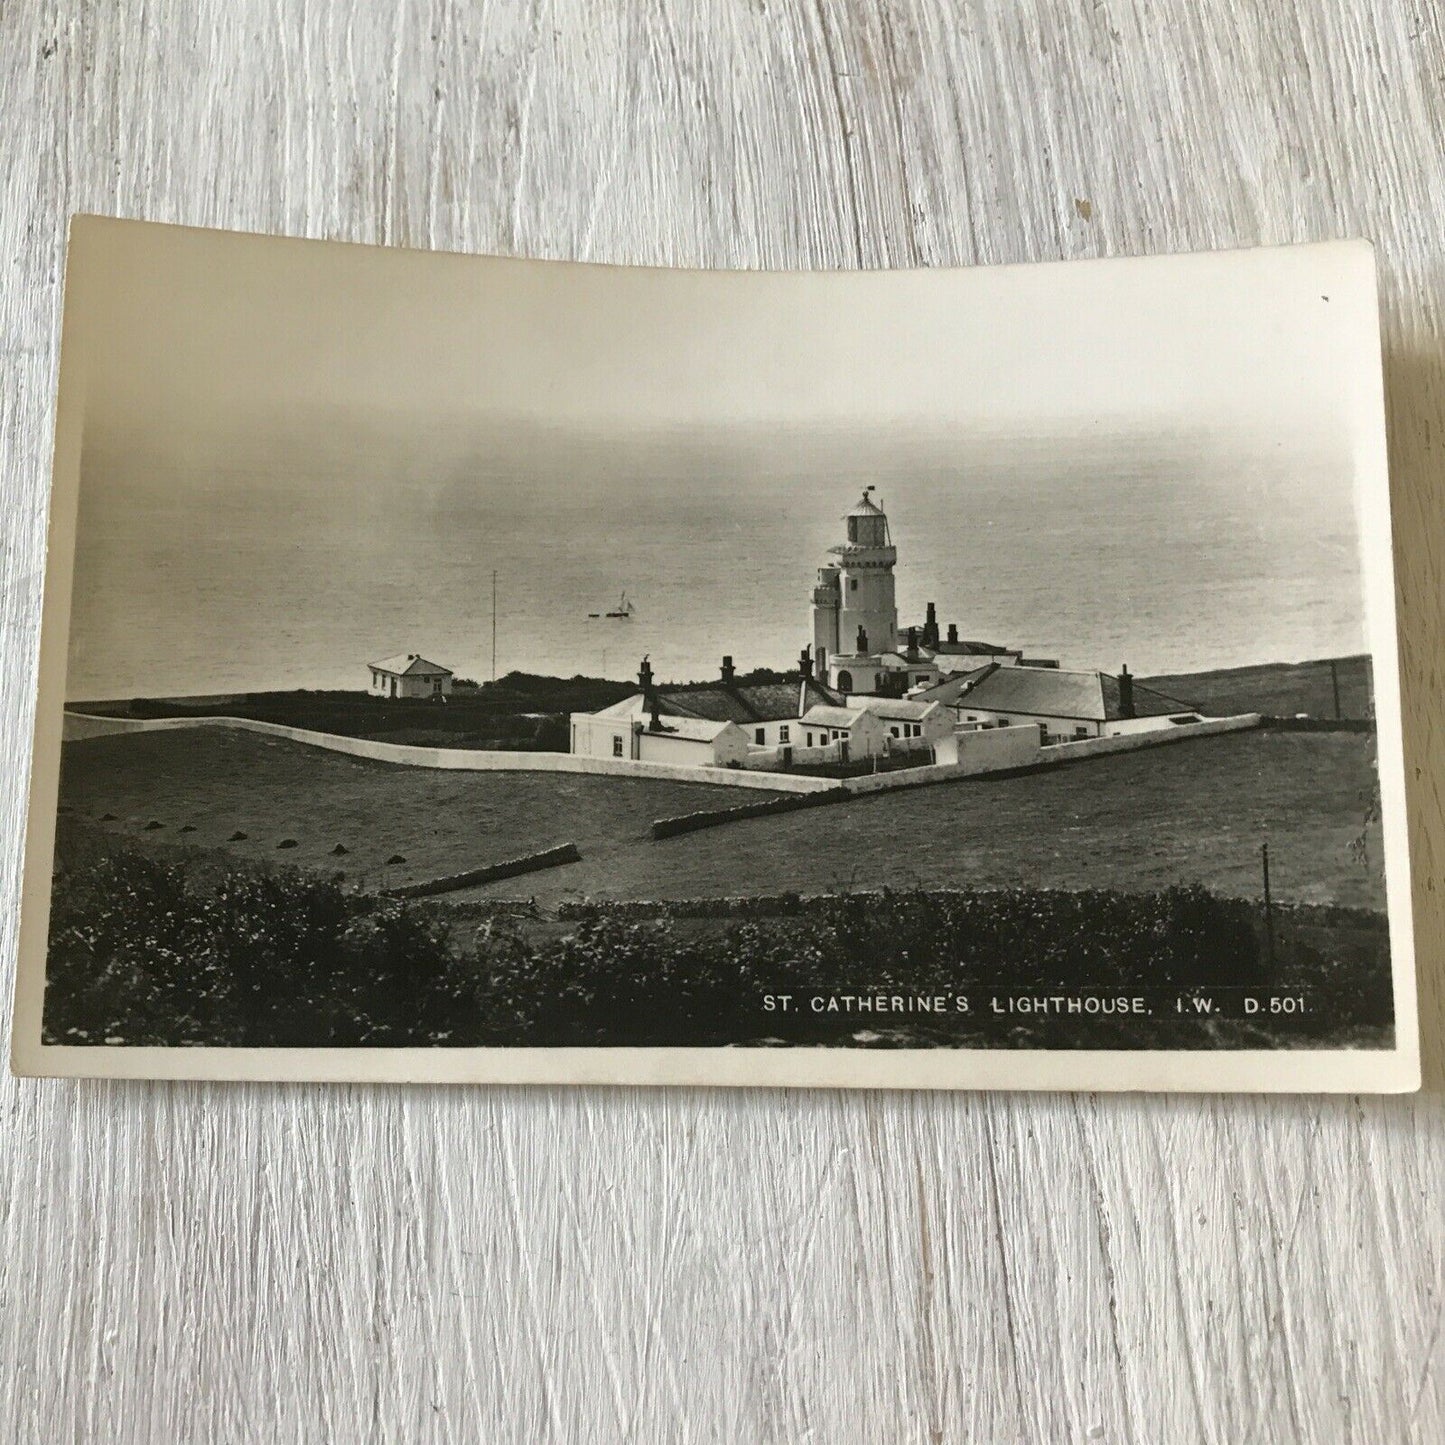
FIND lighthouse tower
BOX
[812,488,899,672]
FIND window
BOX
[849,578,858,591]
[806,732,814,747]
[967,714,977,721]
[1075,726,1089,739]
[837,670,853,691]
[890,725,900,738]
[998,718,1010,726]
[754,727,765,745]
[612,735,624,757]
[779,725,790,743]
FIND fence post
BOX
[1261,842,1275,969]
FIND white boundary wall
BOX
[60,712,836,793]
[62,709,1264,797]
[1040,713,1262,763]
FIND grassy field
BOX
[1142,654,1373,720]
[58,721,1385,911]
[57,730,785,890]
[452,731,1385,908]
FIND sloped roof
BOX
[928,639,1019,657]
[948,667,1105,719]
[591,693,648,719]
[911,667,995,704]
[845,490,887,518]
[850,696,944,721]
[1100,675,1197,720]
[370,653,453,677]
[800,704,870,729]
[639,716,739,742]
[939,666,1196,721]
[659,678,840,724]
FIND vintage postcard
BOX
[11,217,1419,1089]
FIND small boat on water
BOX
[588,591,636,620]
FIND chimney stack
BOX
[856,625,869,654]
[925,603,939,646]
[907,626,918,654]
[1119,664,1135,719]
[799,646,813,680]
[638,657,653,691]
[721,655,736,685]
[649,695,663,731]
[947,623,959,644]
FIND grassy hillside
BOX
[1143,655,1373,720]
[452,731,1385,909]
[58,730,785,891]
[58,713,1385,910]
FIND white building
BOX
[569,656,823,768]
[795,703,889,761]
[569,655,902,769]
[847,695,953,752]
[570,704,752,768]
[915,663,1201,743]
[368,653,453,699]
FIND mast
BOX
[491,569,498,681]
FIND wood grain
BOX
[1,1,1441,1439]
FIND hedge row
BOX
[42,850,1394,1049]
[381,842,581,898]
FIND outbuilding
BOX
[368,654,453,699]
[848,695,953,753]
[796,703,889,761]
[570,708,752,768]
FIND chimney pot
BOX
[721,654,735,683]
[947,623,958,644]
[856,625,868,654]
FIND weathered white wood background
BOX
[1,2,1442,1439]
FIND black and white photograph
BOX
[12,217,1418,1088]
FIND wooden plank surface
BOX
[1,1,1441,1438]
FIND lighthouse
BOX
[812,487,899,673]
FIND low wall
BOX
[652,788,849,840]
[1039,713,1261,766]
[743,741,840,770]
[381,843,582,898]
[840,724,1042,794]
[61,711,835,794]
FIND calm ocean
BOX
[65,459,1368,700]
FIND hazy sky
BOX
[74,218,1372,471]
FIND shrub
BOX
[43,845,1391,1050]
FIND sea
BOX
[65,456,1370,700]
